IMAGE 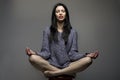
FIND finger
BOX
[91,53,95,57]
[26,48,32,55]
[95,50,99,54]
[93,52,99,59]
[95,52,99,57]
[25,48,29,53]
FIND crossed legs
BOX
[44,56,92,76]
[26,48,98,77]
[29,55,60,72]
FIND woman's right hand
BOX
[25,47,36,56]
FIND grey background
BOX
[0,0,120,80]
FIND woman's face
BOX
[55,6,66,22]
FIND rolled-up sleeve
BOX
[36,29,51,59]
[68,30,86,61]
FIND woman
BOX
[25,3,99,78]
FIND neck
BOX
[57,21,64,33]
[57,21,64,30]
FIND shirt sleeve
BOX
[68,30,86,61]
[36,29,51,59]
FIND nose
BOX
[59,11,63,15]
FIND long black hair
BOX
[50,3,72,45]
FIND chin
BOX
[57,19,65,22]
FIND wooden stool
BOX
[48,75,74,80]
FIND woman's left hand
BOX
[86,51,99,59]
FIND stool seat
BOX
[48,75,74,80]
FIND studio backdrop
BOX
[0,0,120,80]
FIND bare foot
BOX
[44,70,60,77]
[25,47,36,56]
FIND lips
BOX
[58,16,63,19]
